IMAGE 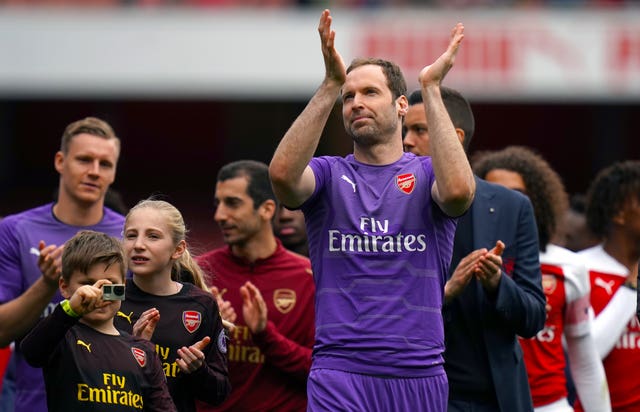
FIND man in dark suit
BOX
[404,87,546,411]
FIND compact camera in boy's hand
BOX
[102,284,126,301]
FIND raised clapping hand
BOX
[133,308,160,341]
[318,9,346,86]
[240,281,267,334]
[445,240,505,302]
[68,279,113,317]
[38,240,64,288]
[474,241,505,292]
[132,307,211,374]
[445,248,487,302]
[176,336,210,374]
[210,286,237,332]
[419,22,465,89]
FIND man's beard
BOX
[347,115,398,147]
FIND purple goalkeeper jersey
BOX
[0,202,125,412]
[301,153,457,377]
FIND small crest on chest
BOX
[182,311,202,333]
[273,289,297,314]
[396,173,416,194]
[131,347,147,367]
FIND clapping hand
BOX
[240,281,267,334]
[318,9,346,86]
[38,240,64,288]
[177,336,210,374]
[210,286,237,332]
[474,240,505,292]
[419,22,465,89]
[132,308,160,341]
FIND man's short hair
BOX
[60,117,120,154]
[217,160,276,210]
[346,58,407,100]
[408,87,475,152]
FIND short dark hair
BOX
[61,230,125,282]
[346,58,407,100]
[61,117,120,155]
[217,160,275,210]
[586,160,640,238]
[408,87,475,152]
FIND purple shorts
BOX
[307,368,448,412]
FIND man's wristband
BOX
[623,281,638,291]
[60,299,81,318]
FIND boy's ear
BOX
[59,277,71,299]
[172,240,186,260]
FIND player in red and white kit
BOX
[571,161,640,412]
[475,146,610,412]
[577,246,637,411]
[534,246,609,412]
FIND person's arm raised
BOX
[420,23,475,217]
[270,9,346,208]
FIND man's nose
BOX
[352,93,365,108]
[214,205,226,222]
[88,160,101,175]
[403,132,415,147]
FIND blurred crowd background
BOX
[0,0,638,250]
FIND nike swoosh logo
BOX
[29,247,40,256]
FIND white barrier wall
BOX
[0,8,639,101]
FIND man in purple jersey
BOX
[269,9,477,411]
[0,117,125,412]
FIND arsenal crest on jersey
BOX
[131,347,147,367]
[273,289,297,314]
[396,173,416,194]
[182,311,202,333]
